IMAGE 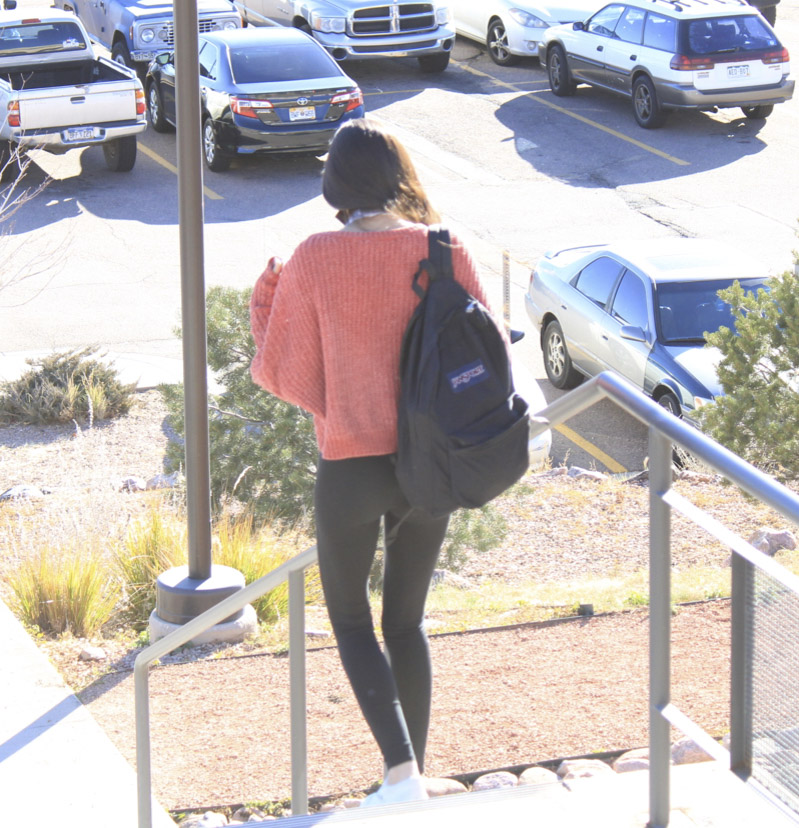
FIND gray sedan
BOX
[524,238,770,421]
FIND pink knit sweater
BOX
[250,225,496,460]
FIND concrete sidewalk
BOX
[0,599,175,828]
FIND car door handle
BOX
[597,45,604,52]
[630,54,637,60]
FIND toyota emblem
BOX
[296,97,310,106]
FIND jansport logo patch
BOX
[448,361,489,393]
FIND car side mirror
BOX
[620,325,647,343]
[156,52,172,66]
[573,21,585,31]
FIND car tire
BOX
[487,20,519,66]
[102,136,137,172]
[741,104,774,119]
[111,40,134,69]
[418,52,450,73]
[656,391,681,417]
[147,82,171,133]
[547,45,575,97]
[632,75,666,129]
[202,117,231,172]
[543,320,582,389]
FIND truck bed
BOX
[1,60,130,91]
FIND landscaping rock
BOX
[471,771,518,791]
[557,758,615,779]
[426,777,468,797]
[748,528,796,556]
[613,747,651,773]
[518,766,559,786]
[671,737,713,764]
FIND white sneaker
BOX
[361,775,429,808]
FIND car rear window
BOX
[683,15,779,56]
[0,22,86,57]
[229,42,342,84]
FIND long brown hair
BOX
[322,119,440,226]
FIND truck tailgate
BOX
[19,81,138,129]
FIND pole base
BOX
[155,564,245,625]
[148,603,258,646]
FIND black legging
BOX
[314,454,450,772]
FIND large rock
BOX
[518,766,559,786]
[557,758,615,779]
[613,748,651,773]
[426,777,468,797]
[748,528,797,556]
[471,771,518,791]
[671,737,713,764]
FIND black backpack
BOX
[396,227,530,519]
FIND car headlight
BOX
[311,14,346,34]
[140,27,155,44]
[509,8,550,29]
[223,20,239,30]
[435,6,451,25]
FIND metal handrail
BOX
[134,370,799,828]
[135,545,318,828]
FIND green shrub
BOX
[114,507,187,629]
[160,286,317,524]
[0,347,136,425]
[212,512,321,624]
[10,547,119,637]
[700,256,799,480]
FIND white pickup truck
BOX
[0,4,146,181]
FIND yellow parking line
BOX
[555,423,628,473]
[455,60,690,167]
[137,143,224,200]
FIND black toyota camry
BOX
[145,26,365,171]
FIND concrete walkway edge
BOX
[0,599,176,828]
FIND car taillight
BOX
[670,54,715,71]
[762,47,789,65]
[7,101,20,128]
[231,97,273,118]
[331,88,362,112]
[135,87,145,116]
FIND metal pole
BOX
[502,249,510,331]
[649,429,672,828]
[730,551,754,778]
[174,0,212,580]
[289,569,309,815]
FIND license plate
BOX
[64,127,98,142]
[727,64,750,79]
[288,106,315,122]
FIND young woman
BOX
[249,118,500,807]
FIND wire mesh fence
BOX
[749,565,799,814]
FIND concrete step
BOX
[243,763,799,828]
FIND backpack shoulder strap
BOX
[412,225,454,299]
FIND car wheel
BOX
[202,117,231,172]
[147,82,171,133]
[418,52,450,73]
[741,104,774,119]
[656,391,681,417]
[487,20,519,66]
[632,76,666,129]
[102,136,137,172]
[543,320,582,389]
[111,40,134,69]
[547,45,575,97]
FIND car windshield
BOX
[684,15,778,56]
[0,22,86,57]
[656,277,768,343]
[228,42,341,84]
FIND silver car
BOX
[525,238,770,421]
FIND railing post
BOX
[289,568,308,815]
[649,428,672,828]
[135,664,153,828]
[730,551,754,778]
